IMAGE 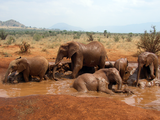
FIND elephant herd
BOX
[2,41,159,95]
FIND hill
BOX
[0,19,25,28]
[49,23,83,31]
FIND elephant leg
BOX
[149,63,155,79]
[72,65,82,78]
[98,56,105,69]
[71,56,83,78]
[43,75,49,80]
[98,80,114,95]
[23,70,29,82]
[155,68,159,79]
[120,70,125,81]
[74,81,88,92]
[108,84,113,90]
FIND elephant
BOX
[3,56,49,83]
[136,52,159,86]
[73,68,124,95]
[53,41,111,80]
[114,58,128,83]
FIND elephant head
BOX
[3,57,29,83]
[53,42,79,80]
[136,52,158,86]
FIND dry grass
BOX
[0,33,140,59]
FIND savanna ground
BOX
[0,29,160,120]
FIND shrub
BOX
[121,35,125,40]
[6,36,16,45]
[86,32,93,41]
[104,30,107,36]
[137,26,160,54]
[33,33,42,41]
[19,41,30,53]
[0,29,8,40]
[114,35,119,42]
[126,36,132,42]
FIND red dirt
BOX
[0,95,160,120]
[0,45,160,120]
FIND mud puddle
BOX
[0,62,160,111]
[0,78,160,111]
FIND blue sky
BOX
[0,0,160,28]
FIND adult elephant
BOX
[136,52,159,86]
[53,41,110,80]
[73,68,124,95]
[3,56,49,83]
[114,58,128,82]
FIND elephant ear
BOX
[146,54,154,66]
[16,58,29,73]
[68,42,79,58]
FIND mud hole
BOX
[0,47,160,119]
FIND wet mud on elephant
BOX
[53,41,112,80]
[114,58,128,83]
[73,68,133,95]
[136,52,159,86]
[3,56,49,83]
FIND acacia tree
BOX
[137,26,160,54]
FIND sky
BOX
[0,0,160,29]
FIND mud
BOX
[0,60,160,111]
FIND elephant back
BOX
[28,56,49,76]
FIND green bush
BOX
[114,35,119,42]
[126,36,132,42]
[33,33,42,41]
[0,29,8,40]
[6,36,16,45]
[137,26,160,54]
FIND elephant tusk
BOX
[15,71,19,76]
[8,72,12,76]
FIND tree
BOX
[104,30,107,36]
[137,26,160,54]
[0,29,8,40]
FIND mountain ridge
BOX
[0,19,25,27]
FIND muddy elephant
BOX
[114,58,128,82]
[3,56,49,83]
[136,52,159,86]
[73,68,124,95]
[53,41,110,80]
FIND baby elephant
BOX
[114,58,128,82]
[73,68,124,95]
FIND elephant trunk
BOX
[3,64,12,83]
[136,64,143,86]
[52,54,63,80]
[117,75,123,90]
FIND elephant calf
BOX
[3,56,49,83]
[73,68,124,95]
[114,58,128,83]
[136,52,159,86]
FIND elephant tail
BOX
[106,54,114,67]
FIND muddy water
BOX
[0,62,160,111]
